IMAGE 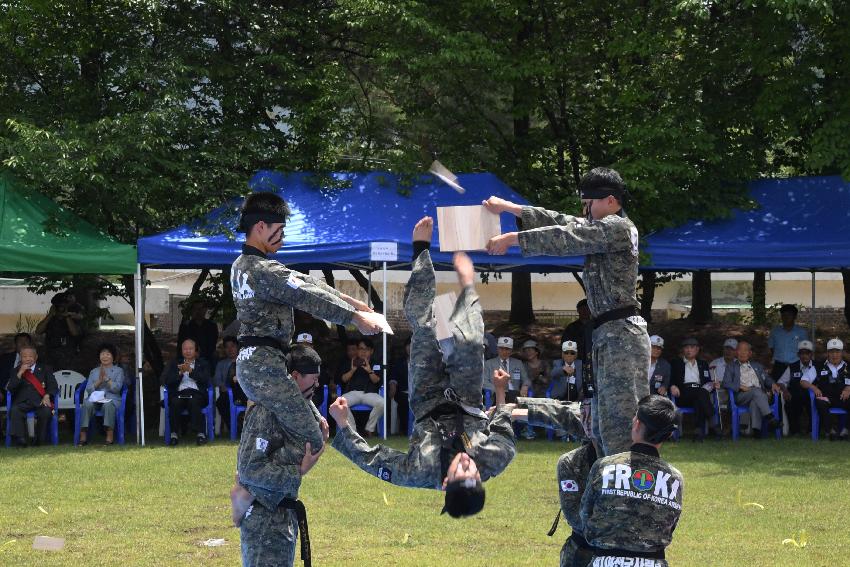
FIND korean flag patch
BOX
[560,479,579,493]
[378,467,392,482]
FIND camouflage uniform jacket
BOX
[237,400,325,510]
[580,443,683,553]
[517,206,640,318]
[331,408,516,489]
[231,244,355,454]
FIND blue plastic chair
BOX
[228,385,248,441]
[727,388,780,440]
[670,390,721,440]
[809,389,848,441]
[336,385,385,438]
[5,390,59,446]
[73,381,128,445]
[163,386,215,444]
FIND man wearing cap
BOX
[482,336,529,403]
[768,305,809,382]
[722,341,782,437]
[483,167,650,456]
[551,341,584,403]
[669,338,718,441]
[579,395,683,567]
[804,338,850,440]
[561,299,593,365]
[709,338,738,389]
[648,336,671,397]
[329,217,516,517]
[776,340,816,436]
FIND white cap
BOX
[723,338,739,349]
[650,335,664,348]
[562,340,578,353]
[827,338,843,351]
[296,333,313,344]
[497,337,514,349]
[797,340,814,352]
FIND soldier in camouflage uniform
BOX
[229,192,384,566]
[329,217,515,517]
[234,345,329,567]
[504,396,597,567]
[483,167,650,456]
[580,395,683,567]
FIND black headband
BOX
[637,406,677,444]
[238,211,287,233]
[580,186,626,200]
[291,363,321,376]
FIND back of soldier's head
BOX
[288,344,322,372]
[579,167,626,207]
[239,191,290,233]
[442,479,486,518]
[636,395,677,445]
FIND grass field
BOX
[2,436,849,566]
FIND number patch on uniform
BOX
[377,467,392,482]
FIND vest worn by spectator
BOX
[580,444,683,567]
[813,361,850,392]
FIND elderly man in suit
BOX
[6,345,57,447]
[723,340,782,437]
[670,337,718,441]
[481,336,529,403]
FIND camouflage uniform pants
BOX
[404,250,484,420]
[240,501,298,567]
[591,318,650,456]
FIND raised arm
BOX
[517,215,636,257]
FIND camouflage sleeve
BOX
[516,397,586,439]
[331,423,433,489]
[253,260,355,325]
[299,272,346,299]
[474,407,517,481]
[579,460,603,528]
[557,444,597,531]
[517,215,635,257]
[520,206,580,229]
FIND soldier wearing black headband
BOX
[482,167,650,459]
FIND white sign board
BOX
[370,242,398,262]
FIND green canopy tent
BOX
[0,173,144,443]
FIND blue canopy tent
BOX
[643,175,850,271]
[137,170,584,271]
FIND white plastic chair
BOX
[54,370,87,411]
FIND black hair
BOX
[403,335,412,346]
[51,292,67,306]
[579,167,627,205]
[576,299,588,309]
[780,304,798,316]
[357,338,374,350]
[288,344,322,374]
[636,395,677,444]
[14,332,32,343]
[222,336,238,347]
[442,479,486,518]
[346,338,360,347]
[239,191,290,234]
[97,342,118,361]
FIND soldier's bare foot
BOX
[413,216,433,242]
[230,483,254,527]
[453,252,474,287]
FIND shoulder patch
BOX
[560,479,579,492]
[286,274,303,289]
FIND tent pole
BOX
[811,271,816,345]
[382,261,388,439]
[367,267,372,310]
[134,264,146,446]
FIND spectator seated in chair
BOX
[804,338,850,440]
[337,338,384,437]
[6,346,57,447]
[670,337,720,441]
[79,343,125,445]
[722,340,782,438]
[0,332,34,391]
[648,335,671,396]
[550,340,583,441]
[522,339,551,398]
[776,340,816,437]
[162,338,212,446]
[482,336,529,403]
[214,336,245,437]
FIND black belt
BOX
[593,306,639,329]
[280,498,311,567]
[238,336,289,352]
[593,546,665,560]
